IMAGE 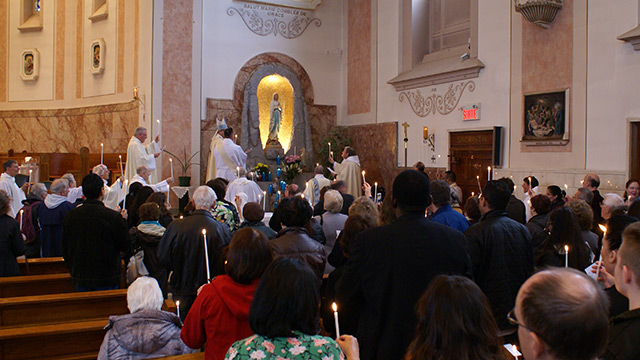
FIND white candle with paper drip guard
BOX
[328,142,331,155]
[169,158,174,179]
[202,229,211,283]
[262,191,267,211]
[374,182,378,203]
[332,302,341,339]
[119,155,124,176]
[176,300,180,320]
[100,143,104,165]
[595,224,607,280]
[487,166,491,181]
[564,245,569,268]
[19,209,23,231]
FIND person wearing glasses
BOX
[511,268,609,360]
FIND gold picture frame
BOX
[20,49,39,81]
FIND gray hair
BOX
[50,179,69,195]
[324,189,344,213]
[127,277,163,313]
[136,165,148,175]
[0,190,11,215]
[30,183,48,201]
[134,127,147,136]
[92,164,109,177]
[192,185,217,209]
[575,188,594,204]
[314,165,324,175]
[238,167,247,177]
[603,193,625,211]
[61,173,76,188]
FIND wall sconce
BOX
[515,0,563,29]
[423,126,435,152]
[133,86,146,121]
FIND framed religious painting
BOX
[90,38,105,75]
[521,89,569,145]
[20,49,39,81]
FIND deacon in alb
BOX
[92,164,125,210]
[0,160,27,217]
[124,127,161,185]
[131,165,173,193]
[225,168,263,204]
[206,119,248,182]
[303,165,331,206]
[329,146,362,199]
[205,118,226,182]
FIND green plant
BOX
[282,160,302,184]
[317,126,351,171]
[163,147,200,176]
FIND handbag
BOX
[126,249,149,285]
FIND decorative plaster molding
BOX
[618,25,640,51]
[399,81,476,118]
[227,5,321,39]
[239,0,322,10]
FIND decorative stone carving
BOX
[399,81,476,118]
[227,5,321,39]
[514,0,563,29]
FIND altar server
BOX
[124,127,161,185]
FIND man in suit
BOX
[336,170,472,360]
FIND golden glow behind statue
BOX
[257,74,294,151]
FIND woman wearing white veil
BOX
[269,93,282,142]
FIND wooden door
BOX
[630,122,640,180]
[449,130,495,204]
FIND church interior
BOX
[2,0,640,359]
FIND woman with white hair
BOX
[98,277,194,359]
[0,190,25,276]
[314,189,347,274]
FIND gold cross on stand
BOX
[401,122,410,167]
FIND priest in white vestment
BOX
[206,118,226,182]
[522,176,541,221]
[130,165,173,193]
[206,120,248,182]
[303,165,332,206]
[0,160,27,218]
[225,168,263,204]
[61,173,84,203]
[92,164,125,210]
[329,146,362,199]
[124,127,161,185]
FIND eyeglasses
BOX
[507,308,546,343]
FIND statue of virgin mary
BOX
[268,93,282,142]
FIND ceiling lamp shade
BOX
[515,0,563,29]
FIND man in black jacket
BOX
[158,186,231,321]
[465,180,533,331]
[62,174,128,291]
[336,170,472,360]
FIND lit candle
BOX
[236,167,240,178]
[362,170,366,184]
[332,302,341,339]
[471,191,475,197]
[564,245,569,268]
[176,300,180,320]
[29,169,33,184]
[169,158,174,178]
[564,184,568,191]
[476,175,482,193]
[133,87,138,99]
[528,177,532,191]
[263,191,267,211]
[203,229,210,282]
[328,142,331,154]
[330,151,334,159]
[487,166,491,181]
[19,209,23,231]
[596,224,607,280]
[119,155,124,176]
[374,182,378,203]
[179,215,184,219]
[234,134,238,144]
[101,143,104,165]
[514,344,520,360]
[122,180,129,209]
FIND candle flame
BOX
[332,302,337,312]
[564,245,569,252]
[101,143,103,146]
[487,166,491,170]
[476,176,479,179]
[202,229,207,235]
[374,182,378,186]
[599,224,607,233]
[156,119,160,124]
[472,192,475,196]
[564,184,568,189]
[176,300,180,306]
[362,171,365,176]
[179,215,183,219]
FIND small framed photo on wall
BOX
[90,38,105,75]
[20,49,39,81]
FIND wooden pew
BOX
[156,352,205,360]
[0,273,75,298]
[0,289,128,327]
[18,257,68,275]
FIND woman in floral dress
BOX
[225,258,359,360]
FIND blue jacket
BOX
[431,204,470,233]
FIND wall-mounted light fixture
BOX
[515,0,563,29]
[423,126,435,152]
[133,86,146,121]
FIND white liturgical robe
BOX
[523,186,541,222]
[225,177,263,204]
[130,174,170,193]
[102,179,125,210]
[303,174,332,206]
[124,136,160,185]
[0,173,26,218]
[333,155,362,199]
[208,138,247,182]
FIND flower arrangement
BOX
[284,154,301,164]
[283,159,302,183]
[254,163,269,174]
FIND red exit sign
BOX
[461,104,481,121]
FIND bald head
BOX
[516,269,609,360]
[583,174,600,190]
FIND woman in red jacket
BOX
[181,228,272,360]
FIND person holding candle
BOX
[303,165,332,207]
[225,168,263,205]
[225,257,359,360]
[427,180,470,233]
[206,124,249,183]
[37,179,75,257]
[181,228,273,360]
[498,177,526,224]
[0,190,25,276]
[336,170,472,360]
[124,127,162,185]
[98,277,194,359]
[525,194,552,250]
[535,207,591,271]
[313,190,348,274]
[329,146,362,199]
[513,268,609,360]
[92,164,126,211]
[521,176,541,222]
[0,160,28,218]
[18,182,47,258]
[546,185,566,211]
[565,199,599,255]
[405,275,511,360]
[583,174,605,231]
[623,178,640,206]
[158,186,232,321]
[206,179,241,234]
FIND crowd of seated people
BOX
[5,155,640,359]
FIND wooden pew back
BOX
[18,257,68,275]
[0,273,75,298]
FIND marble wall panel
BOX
[0,102,139,154]
[347,0,371,115]
[346,122,397,192]
[55,0,66,100]
[309,104,337,165]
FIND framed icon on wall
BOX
[90,38,105,75]
[20,49,39,81]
